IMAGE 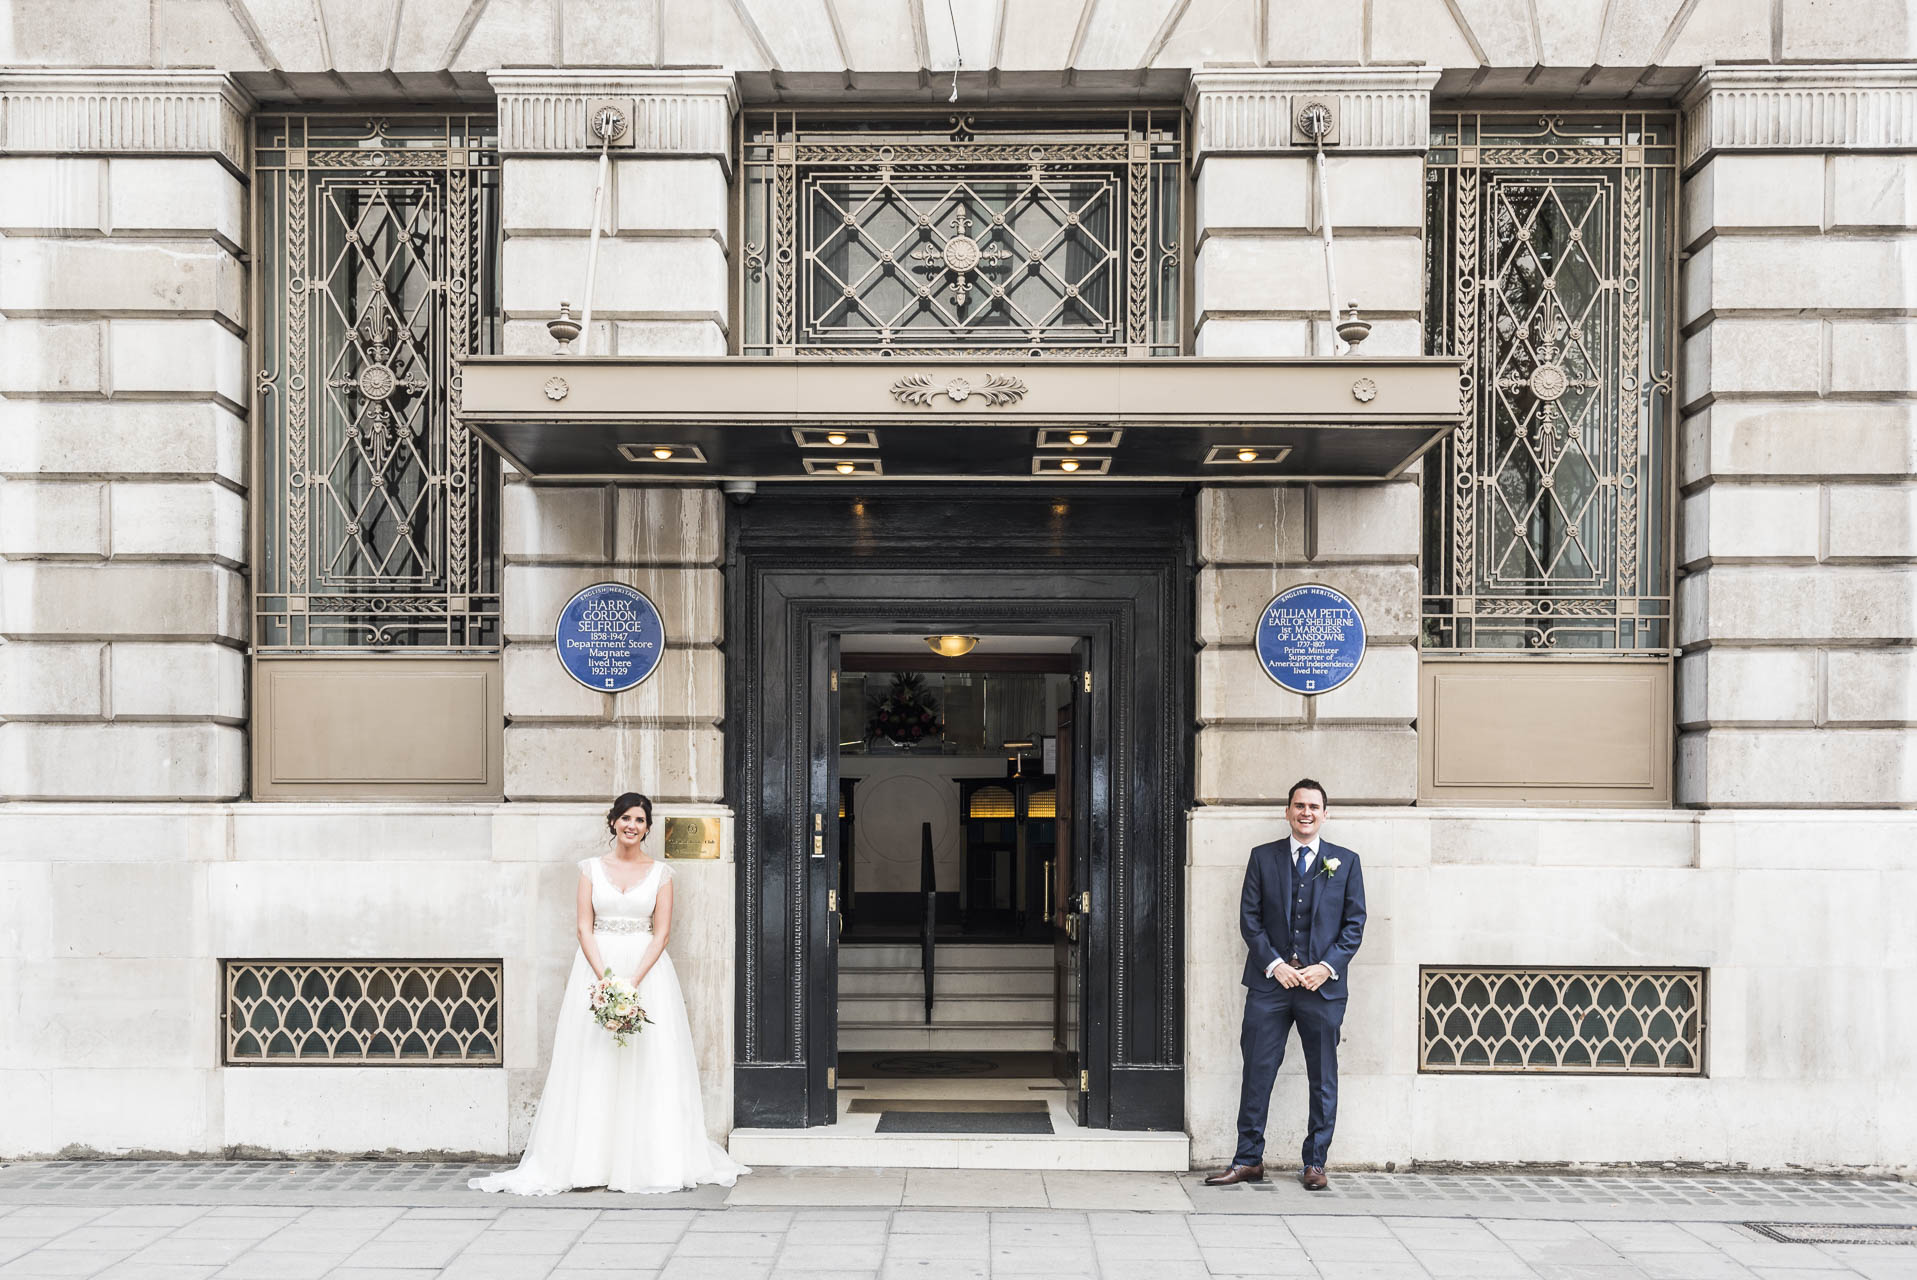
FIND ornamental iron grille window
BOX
[740,110,1184,357]
[1423,113,1677,652]
[223,960,502,1064]
[1420,966,1704,1075]
[253,114,501,650]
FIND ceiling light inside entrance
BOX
[1033,455,1112,476]
[924,635,979,658]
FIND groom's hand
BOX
[1268,960,1304,988]
[1297,963,1333,991]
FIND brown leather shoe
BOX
[1203,1162,1265,1186]
[1300,1165,1329,1191]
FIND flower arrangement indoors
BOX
[866,672,945,748]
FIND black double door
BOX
[728,488,1192,1132]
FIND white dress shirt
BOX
[1264,837,1339,981]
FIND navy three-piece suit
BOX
[1233,837,1367,1169]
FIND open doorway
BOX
[833,635,1084,1095]
[727,487,1190,1135]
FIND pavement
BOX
[0,1161,1913,1280]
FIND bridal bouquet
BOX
[589,971,653,1047]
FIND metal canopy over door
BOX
[729,488,1188,1132]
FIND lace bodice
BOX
[580,857,671,930]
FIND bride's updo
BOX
[606,791,654,837]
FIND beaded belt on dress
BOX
[594,919,652,935]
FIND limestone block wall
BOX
[1184,806,1917,1172]
[1676,68,1917,807]
[491,72,735,805]
[500,484,726,802]
[1188,70,1430,807]
[0,803,735,1156]
[0,72,251,801]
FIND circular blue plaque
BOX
[1255,584,1367,695]
[555,582,665,693]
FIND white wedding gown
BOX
[470,858,747,1195]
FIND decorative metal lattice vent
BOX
[254,114,501,650]
[1423,113,1677,652]
[741,111,1183,357]
[1420,966,1704,1075]
[223,961,503,1065]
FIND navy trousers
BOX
[1234,981,1345,1168]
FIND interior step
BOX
[838,994,1052,1024]
[838,1024,1054,1051]
[838,943,1053,970]
[840,966,1053,997]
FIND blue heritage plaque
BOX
[555,582,665,693]
[1255,584,1367,695]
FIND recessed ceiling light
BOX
[618,443,707,464]
[1038,428,1122,450]
[1032,455,1111,476]
[802,456,882,475]
[792,428,879,449]
[1202,444,1291,467]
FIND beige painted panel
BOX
[255,658,503,800]
[1419,659,1673,807]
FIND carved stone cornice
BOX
[1186,67,1439,162]
[0,70,252,172]
[488,71,739,168]
[1681,64,1917,171]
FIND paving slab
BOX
[0,1164,1914,1279]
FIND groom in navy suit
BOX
[1205,778,1367,1190]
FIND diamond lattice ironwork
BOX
[255,114,501,650]
[1421,966,1705,1075]
[1423,113,1677,652]
[742,111,1182,357]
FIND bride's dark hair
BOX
[606,792,654,838]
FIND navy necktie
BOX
[1294,846,1306,879]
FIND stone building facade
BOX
[1,0,1913,1171]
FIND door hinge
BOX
[813,811,824,858]
[828,889,837,911]
[1078,890,1091,914]
[830,670,838,692]
[1079,1069,1089,1093]
[1082,670,1091,693]
[827,1067,836,1089]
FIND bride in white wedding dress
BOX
[471,793,747,1195]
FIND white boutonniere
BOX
[1317,857,1341,880]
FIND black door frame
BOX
[728,488,1191,1131]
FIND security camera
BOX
[722,480,757,505]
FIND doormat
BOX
[1745,1223,1917,1246]
[875,1111,1055,1135]
[848,1098,1049,1114]
[839,1051,1059,1080]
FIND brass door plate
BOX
[662,815,721,859]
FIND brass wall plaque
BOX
[662,816,721,860]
